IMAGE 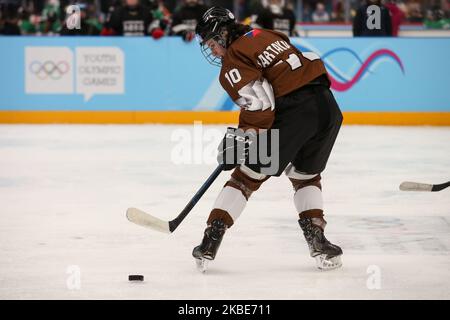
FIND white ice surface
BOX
[0,124,449,299]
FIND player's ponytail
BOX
[227,23,252,46]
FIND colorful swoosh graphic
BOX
[296,45,405,92]
[328,49,404,92]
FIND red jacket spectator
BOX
[385,1,405,37]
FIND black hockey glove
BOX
[217,127,255,171]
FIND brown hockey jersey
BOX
[219,29,327,131]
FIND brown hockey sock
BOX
[299,209,327,230]
[207,208,234,228]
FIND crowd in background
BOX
[300,0,449,23]
[0,0,449,36]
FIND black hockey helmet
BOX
[195,7,237,66]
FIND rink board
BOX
[0,111,449,125]
[0,37,449,125]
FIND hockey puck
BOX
[128,275,144,281]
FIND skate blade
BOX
[315,254,342,270]
[195,258,209,273]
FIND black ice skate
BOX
[298,217,343,270]
[192,219,227,273]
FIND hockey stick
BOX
[399,181,450,192]
[126,164,224,234]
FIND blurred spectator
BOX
[254,0,297,36]
[239,0,262,28]
[19,7,37,34]
[100,0,121,35]
[385,0,405,36]
[0,1,21,34]
[353,0,392,36]
[331,1,345,22]
[2,0,450,37]
[40,0,63,35]
[170,0,208,42]
[301,0,313,22]
[99,0,111,17]
[395,0,408,15]
[210,0,233,12]
[106,0,153,36]
[60,1,101,35]
[312,2,330,23]
[424,2,450,29]
[147,0,171,22]
[145,0,170,39]
[31,0,46,13]
[84,2,103,31]
[406,0,424,22]
[163,0,177,13]
[426,3,445,21]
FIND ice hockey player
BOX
[254,0,297,37]
[192,7,343,272]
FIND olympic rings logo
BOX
[29,61,70,80]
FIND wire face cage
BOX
[197,34,224,67]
